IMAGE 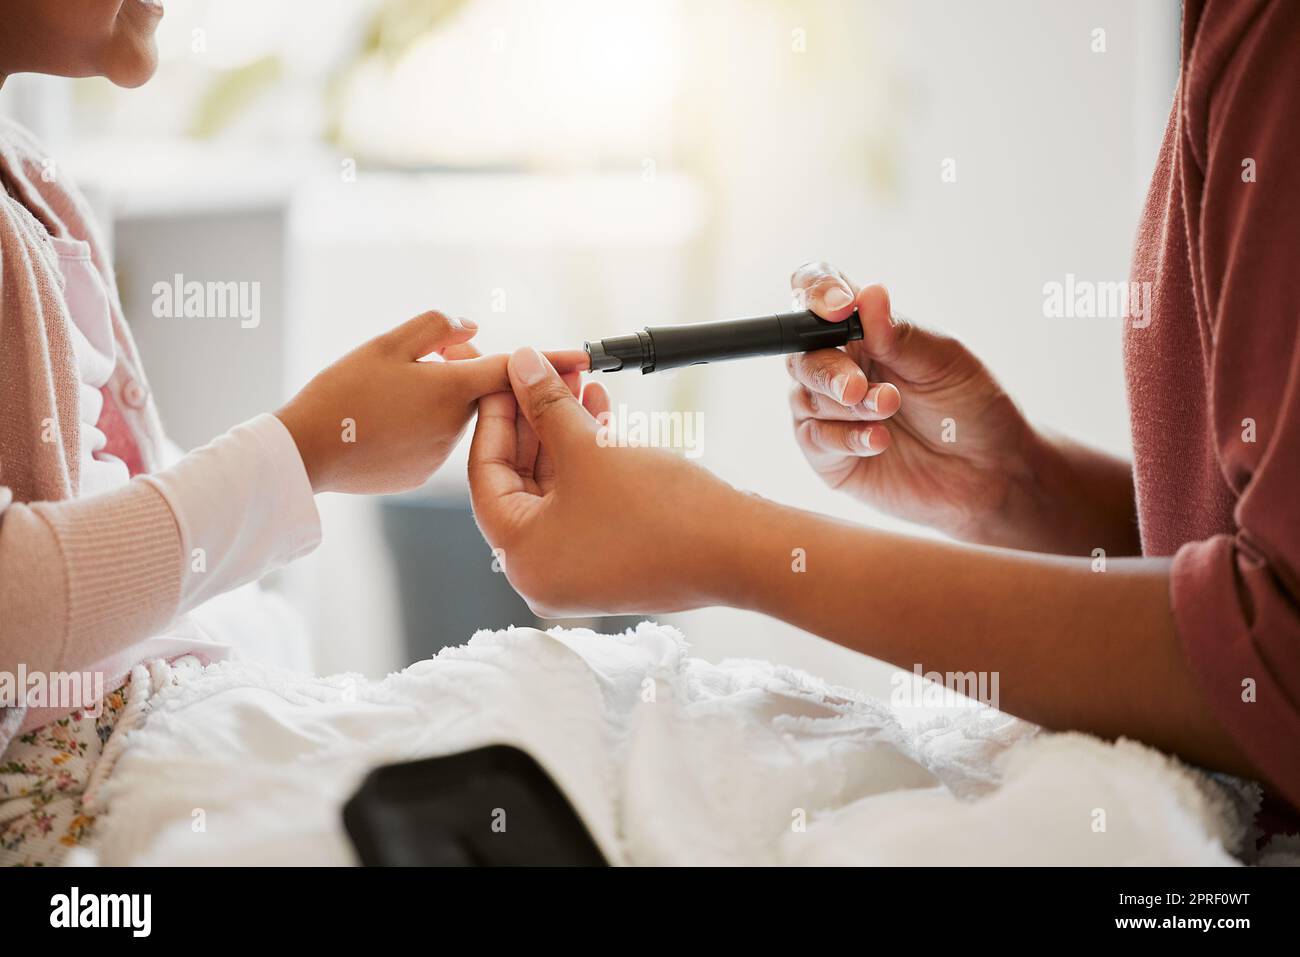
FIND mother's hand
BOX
[468,348,745,618]
[787,262,1038,543]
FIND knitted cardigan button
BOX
[122,381,148,409]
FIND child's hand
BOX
[468,347,748,618]
[276,312,585,495]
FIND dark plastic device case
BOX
[342,744,608,866]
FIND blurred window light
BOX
[66,0,684,171]
[335,0,683,169]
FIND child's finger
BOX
[439,339,482,361]
[381,311,477,360]
[546,350,592,374]
[581,380,612,422]
[446,349,590,400]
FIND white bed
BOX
[79,624,1292,867]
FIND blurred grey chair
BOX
[381,493,643,662]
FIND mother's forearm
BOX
[977,430,1141,556]
[716,495,1252,778]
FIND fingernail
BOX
[824,287,853,310]
[831,374,849,402]
[855,427,875,453]
[457,316,478,331]
[512,346,547,385]
[864,385,881,413]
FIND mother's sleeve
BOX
[1172,0,1300,807]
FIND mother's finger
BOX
[515,410,541,481]
[790,261,861,321]
[789,382,901,422]
[786,348,871,406]
[469,391,528,512]
[533,370,589,484]
[795,417,891,460]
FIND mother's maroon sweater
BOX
[1126,0,1300,814]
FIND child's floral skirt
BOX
[0,685,129,866]
[0,657,192,867]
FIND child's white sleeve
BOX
[142,413,321,616]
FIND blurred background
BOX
[0,0,1179,702]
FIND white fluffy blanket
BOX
[82,624,1283,866]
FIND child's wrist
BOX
[274,405,329,494]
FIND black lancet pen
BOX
[584,309,863,374]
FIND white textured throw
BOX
[82,624,1289,866]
